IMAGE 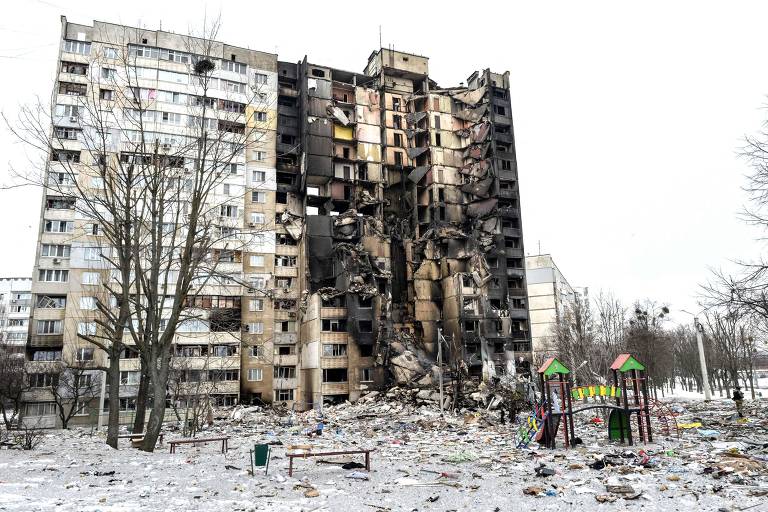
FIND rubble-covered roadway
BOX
[0,394,766,511]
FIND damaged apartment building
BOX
[278,48,532,408]
[22,15,530,427]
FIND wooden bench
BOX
[119,433,163,445]
[286,448,373,477]
[168,436,229,454]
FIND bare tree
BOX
[624,301,673,396]
[0,343,30,429]
[553,294,600,385]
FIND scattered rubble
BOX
[0,396,766,510]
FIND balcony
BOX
[320,331,349,343]
[502,227,521,238]
[274,377,298,389]
[321,307,347,318]
[275,244,300,256]
[322,382,349,395]
[274,332,298,344]
[498,188,516,199]
[497,169,516,182]
[506,267,525,278]
[273,354,298,366]
[321,357,348,369]
[28,334,64,348]
[274,266,298,278]
[505,247,524,258]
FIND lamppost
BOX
[681,309,713,401]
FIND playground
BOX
[517,354,680,449]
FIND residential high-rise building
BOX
[22,17,531,426]
[525,254,581,358]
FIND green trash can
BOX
[608,409,631,441]
[250,444,271,475]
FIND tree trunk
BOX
[105,355,121,449]
[132,355,150,433]
[141,360,168,452]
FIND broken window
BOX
[359,345,374,357]
[274,366,296,379]
[507,258,523,269]
[322,368,348,383]
[322,344,347,357]
[59,82,87,96]
[435,133,441,146]
[495,105,506,116]
[276,191,288,204]
[433,115,441,129]
[99,89,114,101]
[322,296,346,307]
[276,233,297,246]
[464,321,478,332]
[512,298,525,309]
[276,345,294,356]
[358,320,373,333]
[501,160,512,170]
[361,368,374,382]
[394,151,403,166]
[275,255,297,267]
[274,389,294,401]
[311,68,325,78]
[321,319,347,332]
[394,133,403,147]
[392,97,401,111]
[393,115,402,129]
[275,321,296,333]
[358,296,372,308]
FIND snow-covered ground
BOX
[1,396,766,511]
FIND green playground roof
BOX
[537,357,570,377]
[610,353,645,372]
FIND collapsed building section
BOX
[287,49,532,409]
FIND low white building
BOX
[0,277,33,353]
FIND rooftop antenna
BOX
[538,240,541,255]
[379,25,382,49]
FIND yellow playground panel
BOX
[570,385,623,400]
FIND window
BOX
[25,402,57,416]
[44,220,74,233]
[118,398,137,411]
[361,368,374,382]
[54,127,80,140]
[253,111,267,122]
[322,368,348,383]
[275,277,292,288]
[274,389,294,401]
[249,345,264,357]
[501,160,512,170]
[161,111,183,125]
[358,320,373,333]
[275,255,296,267]
[220,205,238,218]
[38,269,68,282]
[253,151,266,161]
[83,247,102,261]
[37,295,66,308]
[250,276,267,289]
[120,371,140,385]
[222,59,246,74]
[208,369,239,381]
[254,73,268,84]
[495,105,506,116]
[252,170,266,182]
[249,299,264,312]
[251,191,267,203]
[54,104,81,118]
[41,244,70,258]
[28,373,58,388]
[45,196,75,209]
[394,133,403,147]
[247,368,263,381]
[394,151,403,166]
[77,322,97,336]
[63,40,91,55]
[103,47,118,59]
[32,350,62,361]
[322,344,347,357]
[59,82,87,96]
[435,133,442,146]
[250,214,266,226]
[249,255,265,267]
[274,366,296,379]
[392,97,401,111]
[101,67,116,80]
[177,319,209,332]
[321,319,347,332]
[37,320,62,335]
[433,115,441,129]
[275,321,296,332]
[61,61,87,75]
[75,374,93,389]
[82,272,100,285]
[248,322,264,334]
[79,296,97,310]
[99,89,114,101]
[276,345,294,356]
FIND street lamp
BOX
[681,309,713,401]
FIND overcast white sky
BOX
[1,0,766,320]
